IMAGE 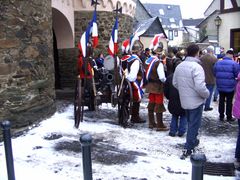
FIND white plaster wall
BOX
[204,0,220,17]
[165,29,184,47]
[74,0,136,17]
[225,0,234,9]
[205,15,218,36]
[219,12,240,50]
[237,0,240,6]
[140,37,168,51]
[52,0,75,48]
[185,27,200,42]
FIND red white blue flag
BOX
[129,33,140,53]
[79,9,98,57]
[149,33,165,51]
[129,27,145,52]
[121,39,130,54]
[108,17,118,56]
[91,10,98,48]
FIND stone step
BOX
[56,88,75,100]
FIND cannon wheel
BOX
[117,79,133,127]
[74,77,84,128]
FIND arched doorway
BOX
[52,7,74,90]
[53,30,61,89]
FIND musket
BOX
[91,68,97,97]
[118,68,127,97]
[90,0,99,110]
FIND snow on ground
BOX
[0,99,238,180]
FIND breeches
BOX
[148,93,164,104]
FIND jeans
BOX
[236,120,240,159]
[169,114,187,135]
[204,84,214,109]
[213,85,219,100]
[218,91,234,119]
[185,104,204,151]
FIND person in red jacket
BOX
[77,51,94,79]
[77,43,97,111]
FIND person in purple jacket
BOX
[214,49,240,122]
[233,73,240,166]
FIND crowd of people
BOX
[78,40,240,160]
[117,41,240,159]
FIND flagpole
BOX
[113,4,122,92]
[84,0,99,111]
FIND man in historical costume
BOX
[77,46,94,80]
[145,44,168,131]
[140,47,151,65]
[77,43,97,111]
[123,39,146,123]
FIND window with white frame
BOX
[174,30,178,37]
[169,18,175,23]
[168,30,173,40]
[159,9,164,15]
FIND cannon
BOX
[74,55,133,128]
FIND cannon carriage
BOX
[74,54,133,128]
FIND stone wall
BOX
[75,11,133,57]
[0,0,56,130]
[58,48,78,89]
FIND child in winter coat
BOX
[233,72,240,163]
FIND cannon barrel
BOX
[106,73,113,82]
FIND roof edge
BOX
[196,10,220,28]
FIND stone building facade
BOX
[0,0,136,131]
[0,0,56,131]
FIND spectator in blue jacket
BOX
[95,53,104,68]
[214,49,240,122]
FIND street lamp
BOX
[214,16,222,46]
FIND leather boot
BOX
[130,102,146,123]
[156,113,169,131]
[148,103,156,129]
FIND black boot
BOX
[130,102,146,123]
[148,103,156,128]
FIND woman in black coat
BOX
[164,60,187,137]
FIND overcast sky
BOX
[140,0,213,19]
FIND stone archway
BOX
[52,8,74,49]
[51,4,75,90]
